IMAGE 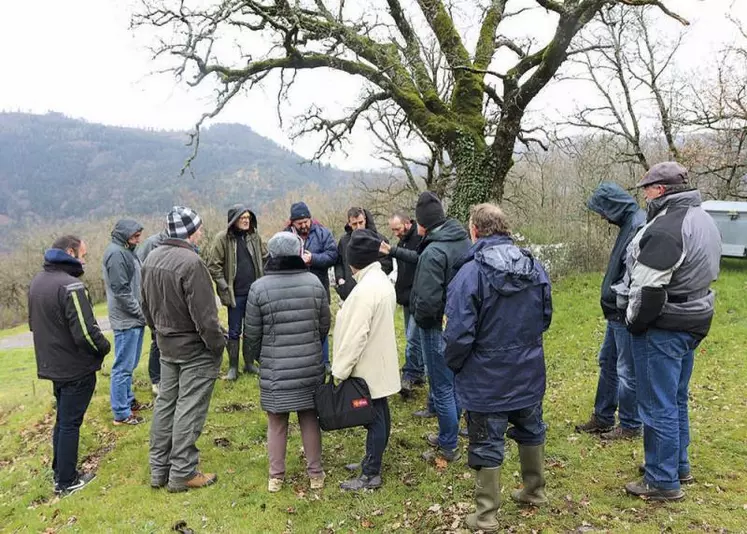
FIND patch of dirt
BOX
[216,402,256,413]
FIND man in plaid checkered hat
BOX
[141,206,227,492]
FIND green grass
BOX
[1,262,746,533]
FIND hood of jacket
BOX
[460,235,540,296]
[421,218,469,249]
[43,248,84,277]
[111,219,144,249]
[344,208,378,234]
[227,204,258,233]
[587,183,641,226]
[647,188,702,221]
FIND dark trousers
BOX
[466,403,546,470]
[52,373,97,488]
[148,328,161,385]
[227,294,249,340]
[362,397,391,478]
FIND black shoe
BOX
[575,414,614,434]
[400,379,414,399]
[625,479,684,501]
[601,426,642,440]
[55,472,96,496]
[638,464,694,484]
[340,474,382,491]
[413,408,437,418]
[244,363,260,375]
[412,377,426,387]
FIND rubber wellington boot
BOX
[465,467,501,532]
[511,444,548,505]
[226,339,239,381]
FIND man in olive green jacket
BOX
[207,204,267,380]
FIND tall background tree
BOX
[133,0,686,220]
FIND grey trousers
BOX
[149,353,219,483]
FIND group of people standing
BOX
[27,161,721,531]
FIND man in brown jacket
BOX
[141,206,226,492]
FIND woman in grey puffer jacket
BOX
[244,231,331,493]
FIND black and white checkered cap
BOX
[167,206,202,239]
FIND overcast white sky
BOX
[0,0,744,171]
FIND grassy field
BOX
[1,261,746,533]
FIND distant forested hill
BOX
[0,112,361,223]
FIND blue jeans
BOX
[419,325,460,451]
[321,336,329,366]
[52,373,96,488]
[633,328,699,490]
[111,327,145,420]
[227,294,248,340]
[362,397,391,477]
[466,403,546,469]
[401,309,425,382]
[594,320,641,429]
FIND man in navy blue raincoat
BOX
[444,203,552,532]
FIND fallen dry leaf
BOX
[361,519,374,528]
[435,457,448,470]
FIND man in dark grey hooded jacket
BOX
[103,218,146,426]
[576,183,645,440]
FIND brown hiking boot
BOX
[575,414,613,434]
[625,479,684,501]
[601,426,642,441]
[168,472,218,493]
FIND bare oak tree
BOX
[133,0,686,220]
[562,6,684,171]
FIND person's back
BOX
[446,234,552,412]
[243,231,330,493]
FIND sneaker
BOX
[425,433,440,448]
[625,479,685,501]
[638,464,694,484]
[413,408,437,418]
[340,474,382,491]
[575,414,614,434]
[422,447,461,464]
[168,472,218,493]
[268,477,283,493]
[55,472,96,496]
[131,399,151,412]
[151,383,160,396]
[310,474,325,490]
[113,414,144,426]
[601,426,642,440]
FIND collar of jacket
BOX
[646,188,701,221]
[352,261,381,282]
[162,238,198,252]
[266,255,307,272]
[43,248,84,277]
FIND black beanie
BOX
[415,191,446,230]
[347,229,381,270]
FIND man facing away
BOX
[333,229,401,491]
[623,162,721,501]
[136,225,169,396]
[141,207,227,492]
[207,204,266,380]
[444,204,553,531]
[575,183,645,440]
[334,207,392,301]
[103,218,147,426]
[284,201,338,371]
[29,235,111,496]
[387,211,425,400]
[382,192,471,464]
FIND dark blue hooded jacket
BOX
[587,183,646,320]
[443,235,552,412]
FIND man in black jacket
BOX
[388,211,426,399]
[381,192,471,463]
[28,235,111,496]
[334,207,393,301]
